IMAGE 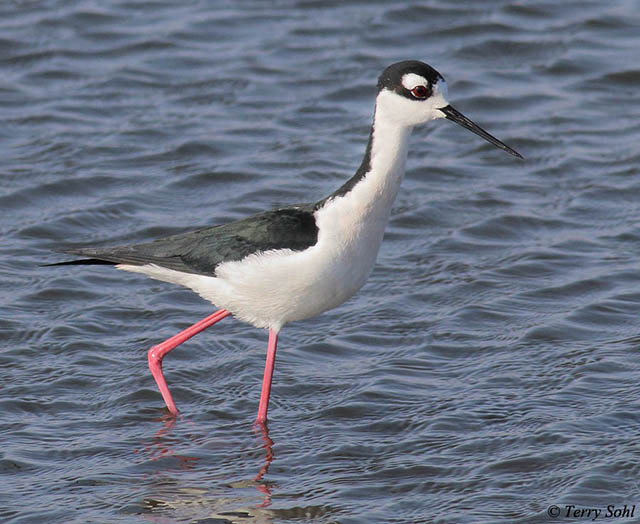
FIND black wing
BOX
[51,204,319,276]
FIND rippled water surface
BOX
[2,1,640,523]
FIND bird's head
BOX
[375,60,522,159]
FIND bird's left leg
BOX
[148,308,231,414]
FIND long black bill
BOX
[439,105,523,159]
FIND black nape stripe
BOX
[315,125,374,208]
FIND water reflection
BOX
[135,414,276,522]
[142,414,198,470]
[253,421,275,508]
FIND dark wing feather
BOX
[53,204,319,276]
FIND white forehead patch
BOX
[401,73,428,90]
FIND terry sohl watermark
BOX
[547,504,636,520]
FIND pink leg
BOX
[147,308,230,414]
[255,329,278,425]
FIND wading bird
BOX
[50,61,522,424]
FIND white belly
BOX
[209,238,381,330]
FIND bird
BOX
[49,60,522,424]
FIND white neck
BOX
[365,104,413,210]
[315,99,414,250]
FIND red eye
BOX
[411,85,430,99]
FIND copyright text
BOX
[547,505,636,521]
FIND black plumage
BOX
[50,204,319,276]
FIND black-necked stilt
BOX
[49,61,522,424]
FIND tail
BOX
[42,258,117,267]
[42,247,124,267]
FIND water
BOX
[2,1,640,522]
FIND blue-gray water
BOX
[2,1,640,523]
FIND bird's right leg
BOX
[147,308,231,414]
[255,328,279,425]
